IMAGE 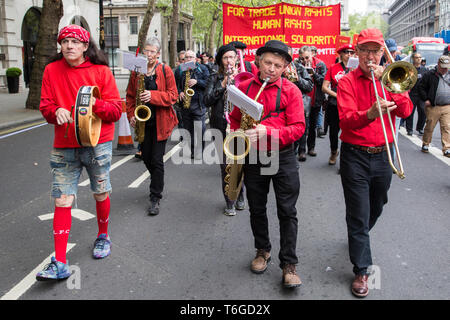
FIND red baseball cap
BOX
[337,44,355,54]
[357,28,384,46]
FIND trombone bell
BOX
[381,61,418,94]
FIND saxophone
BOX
[134,72,151,143]
[286,62,299,83]
[183,69,195,109]
[223,77,270,200]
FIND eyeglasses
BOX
[143,49,158,55]
[342,50,355,54]
[357,47,384,56]
[413,56,422,59]
[185,55,195,59]
[299,56,310,61]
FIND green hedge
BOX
[6,67,22,77]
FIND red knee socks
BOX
[96,196,110,238]
[53,206,72,264]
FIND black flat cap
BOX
[215,44,237,67]
[229,41,247,50]
[256,40,292,63]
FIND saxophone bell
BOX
[135,104,151,122]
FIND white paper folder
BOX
[226,85,263,121]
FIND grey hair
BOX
[144,37,161,52]
[299,46,311,54]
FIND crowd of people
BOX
[36,23,449,298]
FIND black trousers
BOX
[326,103,340,152]
[340,143,392,275]
[244,148,300,268]
[406,95,426,132]
[141,123,167,201]
[181,102,205,154]
[294,115,309,155]
[307,106,321,151]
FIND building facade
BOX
[387,0,440,46]
[322,0,350,31]
[0,0,99,88]
[108,0,193,76]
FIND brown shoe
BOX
[282,264,302,288]
[351,274,369,298]
[308,149,317,156]
[328,150,339,165]
[250,249,271,274]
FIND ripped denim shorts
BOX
[50,141,112,198]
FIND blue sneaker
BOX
[36,257,71,281]
[93,233,111,259]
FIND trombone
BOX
[369,42,418,179]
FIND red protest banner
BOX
[223,2,341,67]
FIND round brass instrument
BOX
[185,88,195,97]
[135,104,152,122]
[368,44,418,180]
[223,129,251,161]
[381,61,418,94]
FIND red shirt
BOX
[229,75,305,151]
[325,62,348,89]
[40,58,122,148]
[337,66,413,147]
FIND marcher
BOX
[298,46,327,157]
[322,44,355,165]
[204,44,245,216]
[174,50,210,159]
[126,37,179,215]
[37,25,122,280]
[336,28,413,297]
[405,52,428,135]
[419,55,450,157]
[229,40,305,288]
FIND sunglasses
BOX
[342,50,355,54]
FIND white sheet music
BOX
[180,61,196,72]
[117,49,148,72]
[226,85,263,121]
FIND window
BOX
[130,16,138,35]
[177,23,184,40]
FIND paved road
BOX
[0,119,449,302]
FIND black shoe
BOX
[407,130,413,136]
[147,199,160,216]
[417,129,424,135]
[297,152,306,162]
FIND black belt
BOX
[266,144,294,157]
[344,142,391,154]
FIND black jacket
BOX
[418,67,442,106]
[174,62,210,110]
[409,65,428,98]
[204,72,228,131]
[290,62,314,95]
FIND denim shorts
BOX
[50,141,112,198]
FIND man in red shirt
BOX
[37,25,122,281]
[337,29,413,297]
[229,40,305,288]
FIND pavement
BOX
[0,76,130,133]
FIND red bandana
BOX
[57,25,90,44]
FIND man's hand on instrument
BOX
[140,90,151,103]
[55,108,73,125]
[130,116,136,128]
[367,62,384,79]
[179,92,185,101]
[188,79,197,87]
[367,98,397,120]
[245,124,267,144]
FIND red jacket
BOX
[337,66,413,147]
[40,58,122,148]
[126,63,178,141]
[230,75,305,151]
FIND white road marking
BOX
[0,122,47,139]
[399,127,450,166]
[128,142,182,188]
[78,154,134,186]
[38,209,95,221]
[0,243,76,300]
